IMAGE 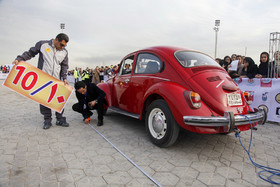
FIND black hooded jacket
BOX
[75,83,106,108]
[258,52,269,77]
[241,57,258,79]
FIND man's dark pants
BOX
[72,99,104,121]
[40,104,66,123]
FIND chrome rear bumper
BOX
[183,108,267,132]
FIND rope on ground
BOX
[235,116,280,185]
[88,123,162,187]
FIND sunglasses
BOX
[59,42,66,47]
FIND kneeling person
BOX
[73,81,106,126]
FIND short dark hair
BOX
[74,81,86,90]
[56,33,69,43]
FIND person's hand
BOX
[239,75,247,78]
[63,79,69,85]
[12,60,20,65]
[88,100,97,107]
[255,74,262,78]
[84,118,90,124]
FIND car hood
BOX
[185,68,249,115]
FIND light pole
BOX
[213,20,220,59]
[60,23,65,33]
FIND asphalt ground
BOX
[0,79,280,187]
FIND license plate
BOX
[227,93,243,106]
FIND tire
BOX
[145,99,180,148]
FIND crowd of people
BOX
[68,51,279,85]
[4,51,279,81]
[68,65,119,84]
[0,65,10,73]
[215,51,279,79]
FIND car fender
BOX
[143,81,213,127]
[97,82,111,106]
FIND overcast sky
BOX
[0,0,279,69]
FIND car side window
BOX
[174,51,221,68]
[118,56,134,75]
[135,53,161,74]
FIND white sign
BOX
[236,78,280,123]
[228,60,239,71]
[0,73,8,80]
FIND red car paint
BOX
[98,46,266,147]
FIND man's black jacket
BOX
[75,83,106,108]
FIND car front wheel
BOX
[145,99,180,148]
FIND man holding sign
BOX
[12,33,70,129]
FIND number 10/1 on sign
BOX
[3,61,74,113]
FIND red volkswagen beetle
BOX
[98,46,266,147]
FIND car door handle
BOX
[124,79,130,83]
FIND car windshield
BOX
[174,51,221,68]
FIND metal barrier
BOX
[0,73,8,80]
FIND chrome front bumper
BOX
[183,108,267,132]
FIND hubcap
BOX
[148,108,167,139]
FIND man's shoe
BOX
[56,121,69,127]
[43,121,52,129]
[97,120,103,126]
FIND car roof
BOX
[141,46,191,54]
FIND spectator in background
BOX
[74,67,79,83]
[125,63,131,70]
[228,55,244,78]
[236,55,244,75]
[103,66,111,82]
[231,54,237,62]
[92,66,100,84]
[215,58,222,65]
[242,56,246,63]
[78,68,82,76]
[268,51,280,78]
[220,56,231,71]
[99,66,104,82]
[240,57,258,79]
[6,65,10,73]
[3,65,7,73]
[236,55,243,64]
[82,67,90,84]
[89,68,93,82]
[112,65,118,76]
[256,52,269,78]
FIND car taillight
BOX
[243,91,252,105]
[184,91,201,109]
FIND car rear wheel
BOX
[145,99,180,147]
